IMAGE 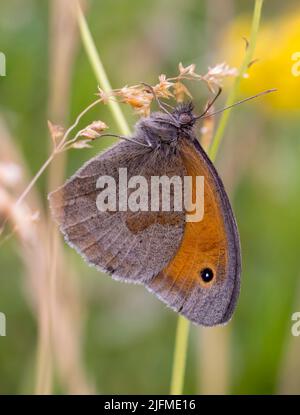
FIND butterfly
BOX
[49,97,242,327]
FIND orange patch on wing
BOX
[150,140,228,295]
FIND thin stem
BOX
[15,153,55,208]
[209,0,264,161]
[13,97,102,210]
[170,316,190,395]
[58,98,102,149]
[169,0,264,395]
[9,0,132,212]
[76,2,130,136]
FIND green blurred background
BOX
[0,0,300,394]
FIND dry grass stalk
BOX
[44,0,94,394]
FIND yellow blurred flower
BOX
[221,10,300,113]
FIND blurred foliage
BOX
[222,9,300,111]
[0,0,300,394]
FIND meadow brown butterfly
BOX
[49,98,242,326]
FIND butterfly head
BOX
[172,101,196,129]
[135,101,198,151]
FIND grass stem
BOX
[209,0,264,161]
[76,2,130,136]
[170,316,190,395]
[169,0,264,395]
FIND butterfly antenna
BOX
[99,133,150,148]
[195,88,277,120]
[197,87,222,118]
[141,82,178,125]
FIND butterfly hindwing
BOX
[147,138,241,326]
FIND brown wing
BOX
[146,138,241,326]
[49,140,186,284]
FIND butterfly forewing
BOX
[49,140,186,284]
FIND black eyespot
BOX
[200,268,214,283]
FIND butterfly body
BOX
[49,102,241,326]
